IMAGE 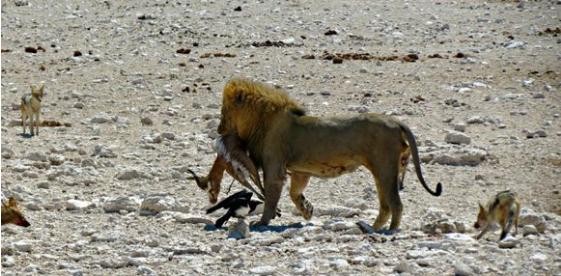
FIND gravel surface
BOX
[2,0,561,275]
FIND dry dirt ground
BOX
[1,0,561,275]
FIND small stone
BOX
[37,182,50,189]
[454,261,473,276]
[93,144,117,158]
[445,131,471,145]
[90,112,112,124]
[505,41,524,49]
[2,256,15,267]
[530,253,547,264]
[498,236,519,249]
[140,117,153,126]
[534,130,547,138]
[66,199,94,211]
[249,265,276,275]
[330,258,349,270]
[466,116,485,124]
[13,240,33,252]
[522,225,538,236]
[453,122,467,132]
[103,196,140,213]
[1,147,15,159]
[116,168,149,180]
[161,132,175,140]
[394,261,413,273]
[228,219,250,239]
[99,257,127,269]
[73,102,85,109]
[458,87,472,93]
[174,214,212,224]
[26,151,48,162]
[210,244,223,253]
[519,210,546,233]
[49,154,65,165]
[139,195,177,215]
[137,266,156,275]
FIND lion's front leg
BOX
[289,173,313,220]
[255,164,286,226]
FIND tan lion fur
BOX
[218,78,442,231]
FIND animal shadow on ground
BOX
[203,222,312,233]
[18,133,33,139]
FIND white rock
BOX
[453,122,467,132]
[444,233,474,243]
[137,265,157,275]
[454,261,473,276]
[249,265,276,275]
[49,154,65,165]
[68,269,83,276]
[505,41,524,49]
[93,145,117,158]
[103,196,140,213]
[330,258,349,270]
[2,256,15,267]
[139,195,177,215]
[498,236,519,249]
[316,206,360,218]
[66,199,94,211]
[142,133,163,144]
[530,253,547,264]
[422,147,488,166]
[458,87,472,93]
[466,116,485,124]
[445,131,471,145]
[13,240,33,252]
[324,220,356,231]
[174,214,212,224]
[99,257,127,268]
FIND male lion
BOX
[218,78,442,231]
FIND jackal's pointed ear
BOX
[8,197,18,207]
[478,203,484,211]
[39,84,45,92]
[30,85,36,91]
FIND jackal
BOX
[1,193,31,227]
[474,190,520,240]
[21,84,45,136]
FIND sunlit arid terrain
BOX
[1,0,561,275]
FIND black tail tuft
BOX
[433,182,443,196]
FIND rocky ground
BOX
[1,0,561,275]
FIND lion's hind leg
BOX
[289,173,313,220]
[368,157,402,232]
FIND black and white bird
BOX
[206,190,265,228]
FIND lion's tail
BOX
[399,123,442,196]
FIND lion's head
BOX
[218,78,305,140]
